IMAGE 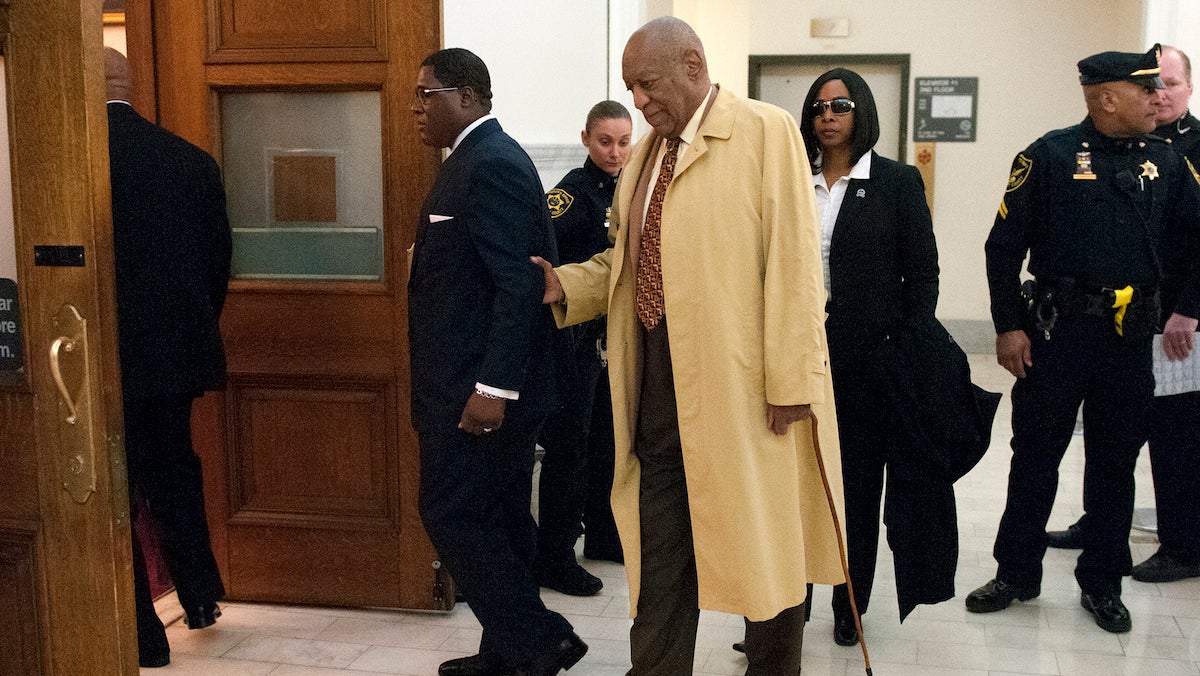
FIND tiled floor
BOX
[145,356,1200,675]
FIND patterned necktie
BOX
[636,137,681,330]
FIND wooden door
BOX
[0,1,138,674]
[148,0,447,609]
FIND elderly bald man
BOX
[537,17,846,675]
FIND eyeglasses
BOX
[413,86,460,105]
[810,98,855,116]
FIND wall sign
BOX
[0,278,23,372]
[914,77,978,142]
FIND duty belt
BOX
[1027,278,1154,339]
[1081,285,1136,336]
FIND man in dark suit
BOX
[105,47,231,669]
[407,47,586,676]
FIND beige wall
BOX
[450,0,1150,337]
[671,1,750,96]
[749,0,1143,330]
[7,4,1183,347]
[444,0,612,144]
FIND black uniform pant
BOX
[124,394,225,649]
[829,356,893,622]
[1148,390,1200,561]
[629,320,803,675]
[418,420,573,667]
[584,371,623,560]
[994,320,1153,596]
[537,335,605,570]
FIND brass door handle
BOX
[49,304,95,503]
[49,336,79,424]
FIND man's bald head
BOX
[622,17,711,138]
[632,17,706,63]
[104,47,131,102]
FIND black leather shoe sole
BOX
[833,619,859,646]
[1131,553,1200,583]
[1081,592,1131,633]
[1045,524,1084,549]
[438,653,513,676]
[537,566,603,597]
[515,632,587,675]
[138,651,170,668]
[183,602,222,630]
[965,579,1039,613]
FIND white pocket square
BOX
[429,214,454,223]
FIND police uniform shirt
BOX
[1155,110,1200,322]
[985,116,1200,334]
[1157,109,1200,163]
[546,157,618,265]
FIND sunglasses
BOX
[810,98,855,116]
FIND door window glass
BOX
[221,91,383,281]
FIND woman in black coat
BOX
[800,68,940,646]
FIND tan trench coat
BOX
[555,87,846,621]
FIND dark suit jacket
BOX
[825,152,939,361]
[408,118,557,433]
[820,152,952,619]
[108,102,232,398]
[876,318,1001,620]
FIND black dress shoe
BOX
[136,614,170,668]
[1131,551,1200,583]
[1081,591,1131,633]
[731,640,745,653]
[538,563,603,597]
[1045,522,1084,549]
[965,579,1039,613]
[833,616,859,646]
[183,602,221,629]
[438,653,513,676]
[514,632,588,675]
[138,648,170,668]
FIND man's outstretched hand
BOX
[531,256,563,304]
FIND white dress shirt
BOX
[813,152,872,297]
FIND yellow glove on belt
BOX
[1111,285,1134,336]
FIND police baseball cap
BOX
[1078,44,1164,88]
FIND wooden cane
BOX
[809,414,873,675]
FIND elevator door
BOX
[751,54,910,163]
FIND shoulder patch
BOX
[546,188,574,218]
[1006,153,1033,193]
